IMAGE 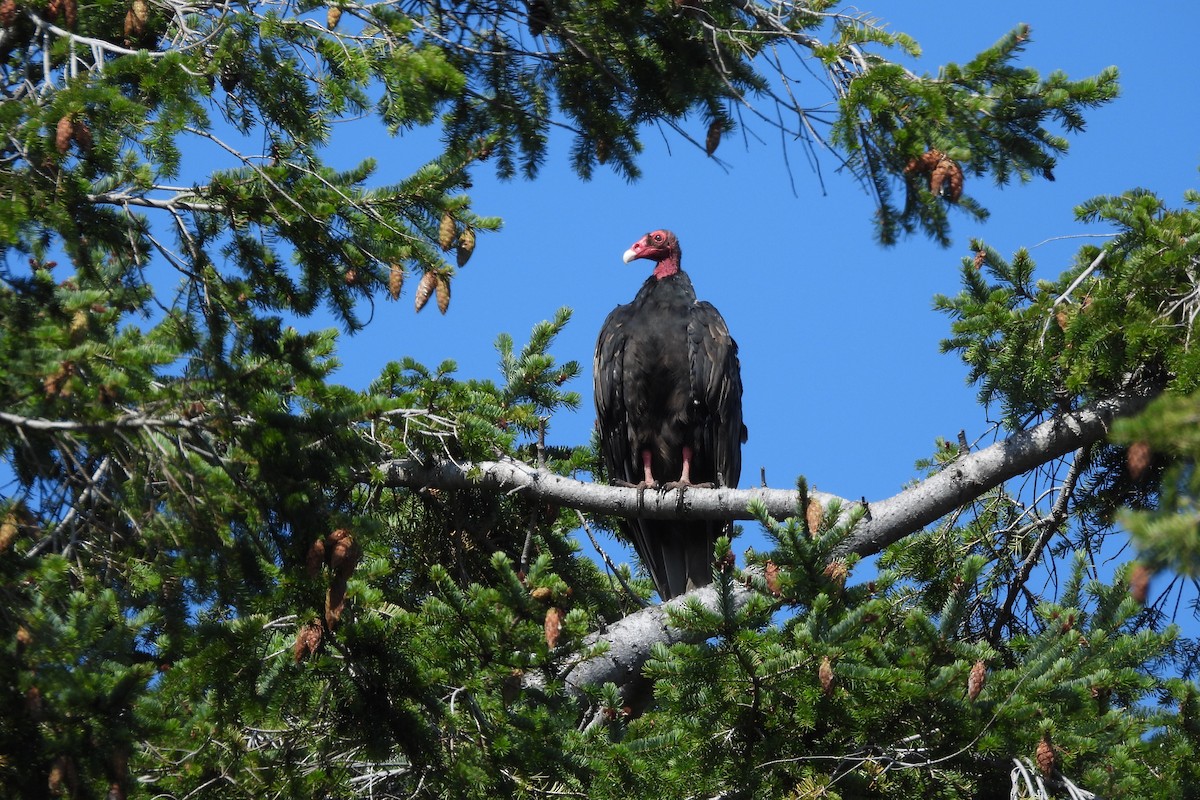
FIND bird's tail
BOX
[629,520,723,600]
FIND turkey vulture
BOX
[594,230,747,599]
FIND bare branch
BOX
[377,381,1162,563]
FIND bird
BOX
[594,229,747,599]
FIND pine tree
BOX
[0,2,1195,798]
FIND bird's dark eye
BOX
[652,233,663,242]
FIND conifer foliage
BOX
[0,1,1196,798]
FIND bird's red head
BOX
[623,230,681,279]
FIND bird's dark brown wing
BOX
[688,300,747,489]
[594,302,637,485]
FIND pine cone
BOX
[544,606,563,649]
[326,528,359,580]
[595,138,609,165]
[293,619,323,662]
[904,148,943,175]
[764,560,782,597]
[972,250,986,270]
[967,660,986,701]
[1127,440,1152,482]
[805,498,823,536]
[435,273,450,314]
[387,263,404,300]
[501,668,523,705]
[325,577,348,628]
[305,536,327,578]
[530,586,552,602]
[1035,733,1057,777]
[822,560,847,588]
[219,64,240,93]
[326,5,341,28]
[705,120,722,156]
[0,511,20,553]
[930,156,964,202]
[527,0,549,36]
[414,271,437,312]
[71,118,91,152]
[818,656,834,696]
[55,115,74,154]
[0,0,18,27]
[438,211,456,250]
[456,228,475,267]
[124,0,150,46]
[1129,562,1151,605]
[26,685,42,718]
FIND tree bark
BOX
[379,381,1161,563]
[378,380,1162,704]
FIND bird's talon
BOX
[663,480,714,491]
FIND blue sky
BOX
[245,5,1200,573]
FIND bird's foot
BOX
[662,479,714,491]
[615,479,661,490]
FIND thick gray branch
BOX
[378,380,1161,564]
[379,457,824,522]
[381,381,1162,708]
[831,381,1160,559]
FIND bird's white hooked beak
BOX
[622,247,639,264]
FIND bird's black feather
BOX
[595,241,746,600]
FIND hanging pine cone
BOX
[1126,440,1152,482]
[219,63,240,93]
[1035,733,1057,777]
[527,0,550,36]
[544,606,563,648]
[55,115,73,154]
[456,227,475,267]
[387,263,404,300]
[1128,562,1151,605]
[413,270,437,312]
[62,0,75,28]
[822,560,847,588]
[0,0,18,27]
[435,273,450,314]
[967,660,986,701]
[305,536,327,578]
[818,656,834,696]
[325,577,348,628]
[904,148,943,176]
[124,0,150,47]
[71,118,91,152]
[293,619,323,663]
[764,560,782,597]
[0,512,19,554]
[326,528,359,580]
[595,137,609,165]
[805,497,823,536]
[438,211,456,250]
[326,5,341,28]
[930,156,964,202]
[705,119,722,156]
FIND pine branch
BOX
[383,380,1161,709]
[378,380,1163,562]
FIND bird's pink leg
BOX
[642,449,657,487]
[614,449,659,489]
[665,446,714,490]
[678,446,695,484]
